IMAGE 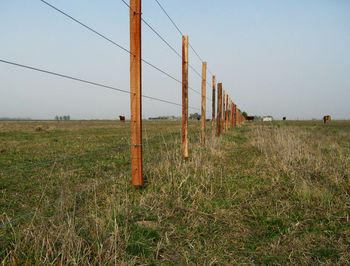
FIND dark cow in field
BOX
[323,115,331,124]
[246,116,255,121]
[119,115,125,122]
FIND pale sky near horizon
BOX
[0,0,349,120]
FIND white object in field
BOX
[262,116,273,122]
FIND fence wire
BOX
[0,59,200,111]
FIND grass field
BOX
[0,120,349,264]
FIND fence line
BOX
[0,0,246,229]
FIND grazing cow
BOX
[323,115,331,124]
[119,115,125,122]
[246,116,255,121]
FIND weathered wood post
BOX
[228,98,232,128]
[231,100,234,128]
[211,75,216,141]
[225,94,229,130]
[233,103,237,127]
[223,90,226,132]
[217,83,222,136]
[182,35,189,158]
[227,97,230,129]
[201,62,207,145]
[130,0,143,186]
[230,100,232,127]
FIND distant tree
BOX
[59,116,63,121]
[55,115,59,121]
[242,111,248,117]
[189,113,201,120]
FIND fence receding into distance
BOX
[0,0,245,229]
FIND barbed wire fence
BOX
[0,0,245,229]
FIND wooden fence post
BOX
[233,103,237,127]
[227,97,230,129]
[211,75,216,140]
[201,62,207,145]
[230,99,232,128]
[223,90,226,132]
[182,35,189,158]
[225,94,229,130]
[130,0,143,186]
[229,98,232,128]
[231,100,234,128]
[217,83,222,136]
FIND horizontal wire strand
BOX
[40,0,133,56]
[0,59,200,111]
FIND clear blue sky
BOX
[1,0,349,120]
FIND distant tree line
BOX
[55,115,70,121]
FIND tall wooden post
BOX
[236,106,239,126]
[231,100,234,128]
[182,35,189,158]
[222,90,226,132]
[217,83,222,136]
[201,62,207,145]
[227,98,229,129]
[211,75,216,140]
[130,0,143,186]
[230,99,233,128]
[225,94,229,130]
[228,98,231,128]
[233,103,237,127]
